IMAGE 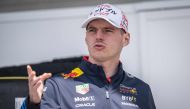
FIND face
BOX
[85,19,130,63]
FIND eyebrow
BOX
[104,27,115,30]
[86,26,95,31]
[87,25,116,30]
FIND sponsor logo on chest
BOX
[74,96,95,102]
[120,84,139,108]
[76,83,89,95]
[121,95,139,108]
[74,83,96,108]
[74,96,96,108]
[120,84,138,95]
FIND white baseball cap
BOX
[81,3,128,32]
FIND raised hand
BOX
[27,65,52,103]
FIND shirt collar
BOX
[78,56,125,89]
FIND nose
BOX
[95,30,104,40]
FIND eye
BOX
[104,28,113,33]
[86,27,96,33]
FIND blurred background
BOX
[0,0,190,109]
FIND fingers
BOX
[30,77,41,87]
[27,65,46,103]
[27,65,52,83]
[40,73,52,81]
[27,65,37,84]
[29,73,51,91]
[27,65,36,79]
[27,65,33,76]
[33,80,42,91]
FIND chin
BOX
[89,50,108,60]
[91,55,107,62]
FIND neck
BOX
[88,56,120,78]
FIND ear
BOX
[122,32,130,47]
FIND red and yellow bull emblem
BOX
[61,67,84,79]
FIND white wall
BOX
[0,1,190,109]
[0,8,88,67]
[138,1,190,109]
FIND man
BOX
[21,3,156,109]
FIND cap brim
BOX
[81,16,120,29]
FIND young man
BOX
[21,3,156,109]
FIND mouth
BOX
[93,43,105,50]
